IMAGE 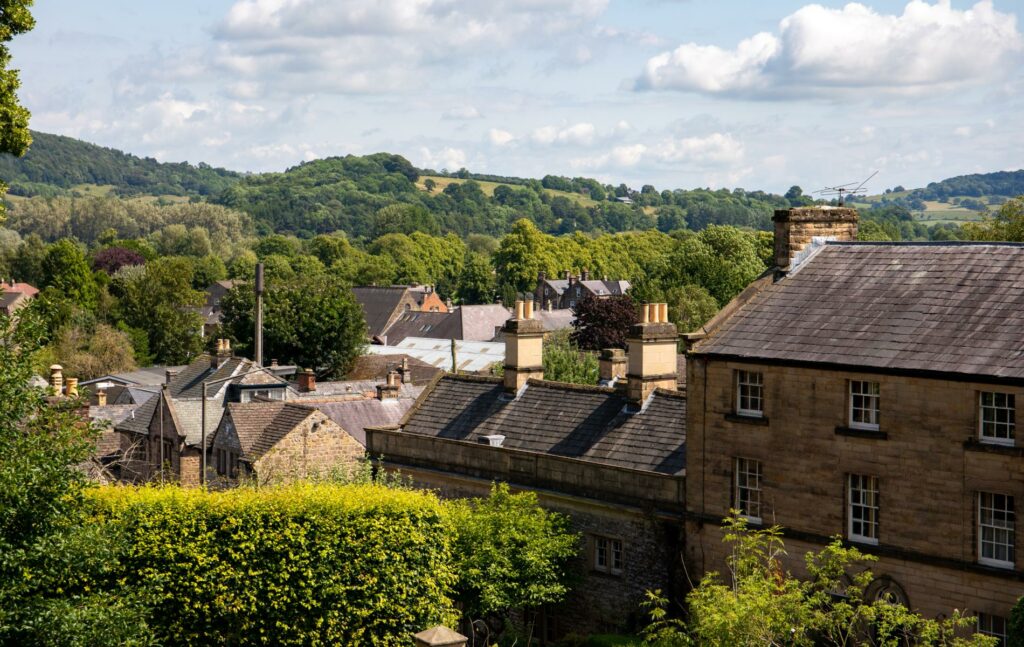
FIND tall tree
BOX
[571,294,638,351]
[0,0,34,220]
[112,259,205,365]
[41,239,98,311]
[455,252,495,305]
[220,275,366,378]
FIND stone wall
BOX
[252,411,364,484]
[387,463,684,639]
[686,355,1024,618]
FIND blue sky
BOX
[12,0,1024,193]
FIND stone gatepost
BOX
[413,625,468,647]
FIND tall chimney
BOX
[49,364,64,395]
[774,206,858,270]
[502,300,545,394]
[297,369,316,393]
[166,368,179,385]
[399,357,412,384]
[377,371,400,400]
[599,348,627,385]
[626,303,678,406]
[211,338,232,369]
[581,268,590,281]
[65,377,79,398]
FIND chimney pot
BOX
[524,300,534,320]
[297,368,316,393]
[49,364,64,394]
[96,388,107,406]
[270,358,278,368]
[65,377,78,398]
[515,300,525,320]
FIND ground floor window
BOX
[591,534,623,575]
[977,613,1008,646]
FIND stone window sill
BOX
[964,438,1024,457]
[835,426,888,440]
[725,413,769,426]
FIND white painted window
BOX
[978,492,1015,569]
[735,370,764,417]
[977,613,1008,646]
[593,535,623,575]
[734,458,763,524]
[980,392,1015,446]
[849,380,880,430]
[848,474,879,545]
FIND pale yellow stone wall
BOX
[252,411,364,484]
[686,356,1024,618]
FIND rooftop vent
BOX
[477,434,505,447]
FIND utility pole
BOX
[254,262,264,367]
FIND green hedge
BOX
[89,484,457,646]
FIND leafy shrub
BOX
[89,483,458,646]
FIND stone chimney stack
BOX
[599,348,627,385]
[49,364,64,395]
[399,357,412,384]
[211,338,232,369]
[502,299,545,394]
[581,268,590,281]
[165,368,179,385]
[96,388,107,406]
[626,303,678,405]
[377,371,401,400]
[774,206,858,270]
[297,369,316,393]
[65,377,79,398]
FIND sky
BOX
[11,0,1024,194]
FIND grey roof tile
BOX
[696,242,1024,379]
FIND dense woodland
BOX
[0,132,1022,380]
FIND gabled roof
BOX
[223,401,317,460]
[81,365,184,387]
[381,305,512,345]
[532,308,574,332]
[541,279,630,297]
[1,282,38,297]
[352,286,414,338]
[399,375,686,475]
[317,395,422,446]
[693,242,1024,380]
[343,354,441,384]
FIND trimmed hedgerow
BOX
[89,484,458,646]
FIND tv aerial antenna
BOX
[814,170,878,205]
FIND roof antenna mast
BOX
[814,170,878,206]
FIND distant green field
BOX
[417,175,601,208]
[855,193,994,224]
[6,183,191,206]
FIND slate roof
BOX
[0,291,28,314]
[543,279,630,297]
[317,395,422,446]
[223,401,317,460]
[532,308,575,332]
[352,286,413,338]
[399,375,686,475]
[344,354,441,384]
[381,311,458,344]
[456,305,512,341]
[693,242,1024,380]
[81,365,184,387]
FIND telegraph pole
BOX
[254,263,264,367]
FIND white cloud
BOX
[953,125,973,137]
[635,1,1023,97]
[417,145,468,171]
[532,122,596,146]
[443,105,482,120]
[571,132,744,170]
[488,128,516,146]
[214,0,610,96]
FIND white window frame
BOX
[849,380,880,430]
[977,613,1008,646]
[978,492,1015,569]
[734,457,763,524]
[592,535,623,575]
[847,474,879,546]
[735,370,764,418]
[979,392,1015,447]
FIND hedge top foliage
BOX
[88,483,459,647]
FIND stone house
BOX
[209,401,364,486]
[534,270,630,311]
[0,280,38,316]
[684,206,1024,642]
[367,300,686,639]
[115,340,289,486]
[353,285,448,340]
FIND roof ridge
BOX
[525,378,617,394]
[827,240,1024,248]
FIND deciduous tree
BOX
[571,294,638,351]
